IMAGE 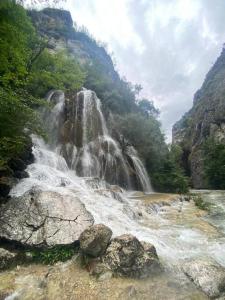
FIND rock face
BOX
[172,48,225,188]
[0,189,93,247]
[183,259,225,298]
[0,248,17,270]
[29,8,117,81]
[79,224,112,257]
[0,138,33,200]
[102,234,161,278]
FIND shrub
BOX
[192,194,210,211]
[30,245,78,265]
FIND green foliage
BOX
[114,113,167,171]
[0,1,84,166]
[192,194,210,211]
[151,145,189,194]
[27,50,85,97]
[0,137,26,167]
[114,114,188,193]
[204,139,225,189]
[138,99,160,118]
[0,88,41,138]
[0,1,44,165]
[84,60,137,114]
[0,0,37,87]
[30,245,78,265]
[0,88,43,165]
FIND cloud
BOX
[66,0,225,140]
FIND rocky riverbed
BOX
[0,256,207,300]
[1,191,225,299]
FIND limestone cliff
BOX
[172,47,225,188]
[29,8,118,80]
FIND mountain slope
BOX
[172,47,225,188]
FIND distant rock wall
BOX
[172,48,225,188]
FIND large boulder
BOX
[0,189,94,247]
[102,234,162,278]
[183,259,225,298]
[79,224,112,257]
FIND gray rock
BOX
[79,224,112,257]
[172,48,225,189]
[0,248,17,270]
[0,189,94,247]
[102,234,162,278]
[183,259,225,298]
[120,285,138,299]
[98,270,113,281]
[141,241,158,258]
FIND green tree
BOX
[114,113,188,193]
[152,144,188,193]
[84,60,138,114]
[0,0,38,87]
[0,1,85,167]
[114,113,166,171]
[0,87,43,166]
[204,139,225,189]
[27,49,85,97]
[138,99,160,118]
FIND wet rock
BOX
[102,234,162,278]
[0,248,17,270]
[0,189,94,247]
[141,241,158,258]
[79,224,112,257]
[183,259,225,298]
[8,158,26,172]
[14,170,29,179]
[0,177,13,199]
[180,195,191,202]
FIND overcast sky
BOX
[61,0,225,140]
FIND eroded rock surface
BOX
[183,259,225,298]
[0,189,93,247]
[0,248,17,270]
[102,234,162,278]
[79,224,112,257]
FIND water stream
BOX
[9,89,225,280]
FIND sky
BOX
[42,0,225,140]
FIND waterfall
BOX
[45,89,152,192]
[127,146,152,193]
[9,89,225,276]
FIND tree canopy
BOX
[0,0,84,166]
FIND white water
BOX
[10,137,225,270]
[45,89,152,192]
[127,146,152,193]
[10,89,225,273]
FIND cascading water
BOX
[9,88,225,292]
[44,89,150,191]
[126,146,152,193]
